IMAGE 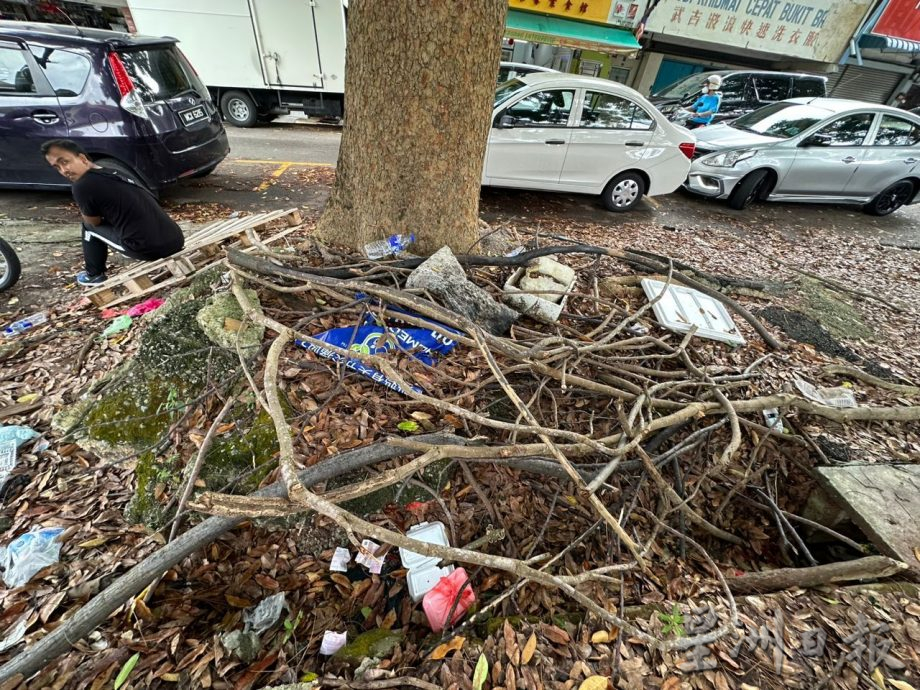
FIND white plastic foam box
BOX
[503,261,577,325]
[399,521,454,602]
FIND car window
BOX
[814,113,874,146]
[29,47,91,97]
[579,91,654,130]
[505,89,574,127]
[731,102,833,138]
[872,115,920,146]
[752,76,791,102]
[654,72,715,98]
[0,45,36,94]
[118,46,195,102]
[791,78,824,98]
[720,76,746,102]
[495,78,526,108]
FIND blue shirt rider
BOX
[687,75,723,129]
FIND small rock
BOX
[334,628,405,664]
[220,630,261,664]
[406,246,517,335]
[196,290,264,357]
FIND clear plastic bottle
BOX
[2,311,48,338]
[363,233,415,260]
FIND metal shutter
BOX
[829,65,903,103]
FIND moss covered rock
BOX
[334,628,405,664]
[54,279,275,527]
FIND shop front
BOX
[503,0,644,84]
[634,0,874,96]
[0,0,131,31]
[836,0,920,104]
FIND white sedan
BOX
[486,73,696,212]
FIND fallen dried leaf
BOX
[541,624,570,645]
[521,632,537,665]
[579,676,610,690]
[429,636,465,660]
[224,595,252,608]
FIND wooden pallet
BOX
[85,208,302,308]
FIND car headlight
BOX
[701,149,758,168]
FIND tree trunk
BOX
[315,0,507,255]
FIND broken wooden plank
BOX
[815,464,920,573]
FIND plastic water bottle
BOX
[364,233,415,260]
[2,312,48,338]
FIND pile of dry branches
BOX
[3,237,917,684]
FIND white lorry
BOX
[127,0,347,127]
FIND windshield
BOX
[495,79,526,108]
[730,102,831,138]
[654,72,721,98]
[118,46,206,103]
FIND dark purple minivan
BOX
[0,21,229,191]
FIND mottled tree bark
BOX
[316,0,507,255]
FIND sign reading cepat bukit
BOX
[645,0,872,61]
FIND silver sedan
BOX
[684,98,920,216]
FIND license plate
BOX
[179,105,207,127]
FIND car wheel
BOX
[727,170,770,210]
[220,91,258,127]
[601,172,645,212]
[864,180,914,216]
[95,158,156,196]
[0,237,21,293]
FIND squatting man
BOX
[42,139,184,286]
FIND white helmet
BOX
[705,75,723,89]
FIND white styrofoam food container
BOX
[640,278,745,346]
[503,261,577,324]
[399,521,454,602]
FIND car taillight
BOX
[679,142,696,159]
[107,51,149,120]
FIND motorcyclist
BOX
[685,75,723,130]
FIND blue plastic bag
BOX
[0,527,65,587]
[295,305,460,395]
[0,426,39,449]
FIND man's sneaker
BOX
[76,271,106,286]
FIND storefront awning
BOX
[504,9,640,54]
[860,33,920,53]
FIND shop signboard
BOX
[508,0,644,27]
[645,0,872,61]
[871,0,920,42]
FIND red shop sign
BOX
[872,0,920,42]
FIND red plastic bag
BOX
[422,567,476,632]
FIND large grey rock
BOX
[406,246,518,335]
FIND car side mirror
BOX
[495,114,517,129]
[801,132,832,147]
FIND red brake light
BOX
[107,51,134,97]
[679,142,696,159]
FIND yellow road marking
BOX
[255,161,296,191]
[271,162,292,177]
[235,159,334,167]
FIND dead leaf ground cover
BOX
[0,206,918,689]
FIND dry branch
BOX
[726,556,908,594]
[0,434,464,683]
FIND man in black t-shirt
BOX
[41,139,184,286]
